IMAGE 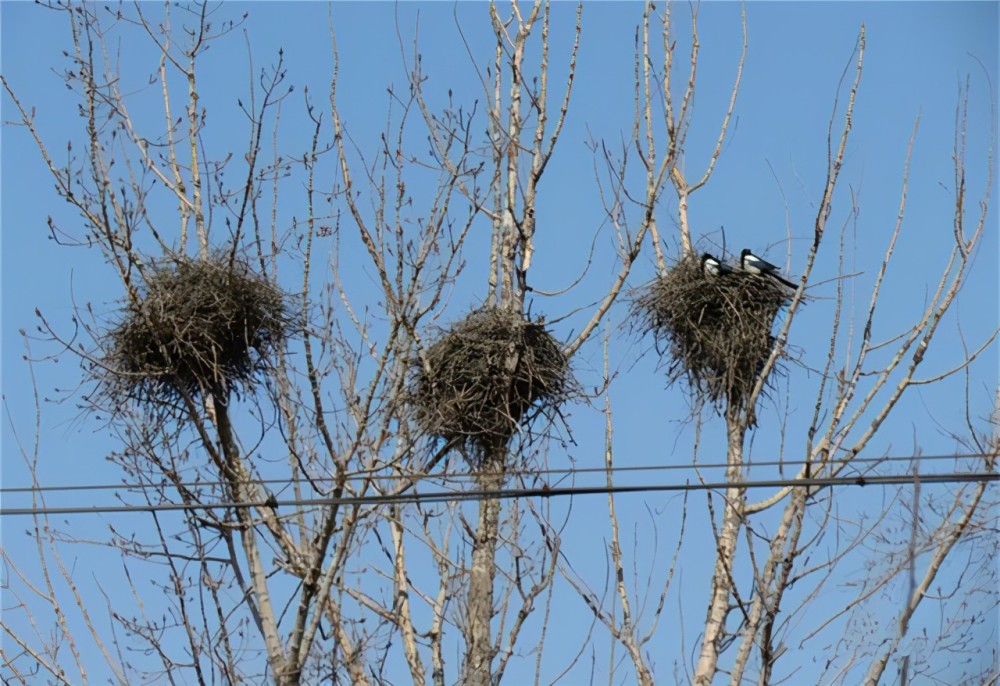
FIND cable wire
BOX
[1,452,992,495]
[1,471,995,517]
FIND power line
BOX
[1,471,995,517]
[1,452,992,496]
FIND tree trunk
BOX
[464,464,504,686]
[693,411,747,686]
[214,393,295,684]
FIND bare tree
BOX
[2,2,995,686]
[3,0,482,681]
[4,1,598,683]
[553,6,996,686]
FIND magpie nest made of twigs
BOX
[411,307,572,468]
[103,253,292,409]
[634,253,791,413]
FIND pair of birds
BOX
[701,249,797,289]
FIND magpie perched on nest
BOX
[740,248,797,289]
[634,251,792,418]
[701,252,734,277]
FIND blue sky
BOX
[2,1,997,683]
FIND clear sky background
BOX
[2,1,997,684]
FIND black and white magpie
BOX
[701,252,733,277]
[740,249,796,289]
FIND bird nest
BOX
[103,253,292,410]
[410,307,571,468]
[633,253,790,414]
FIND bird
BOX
[701,252,734,277]
[740,249,797,289]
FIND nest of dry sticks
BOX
[411,307,571,468]
[103,253,292,409]
[634,253,790,414]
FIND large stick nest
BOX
[634,253,790,414]
[103,253,292,408]
[411,307,572,467]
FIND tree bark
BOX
[464,465,504,686]
[693,411,747,686]
[214,393,294,683]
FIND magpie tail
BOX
[772,273,797,290]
